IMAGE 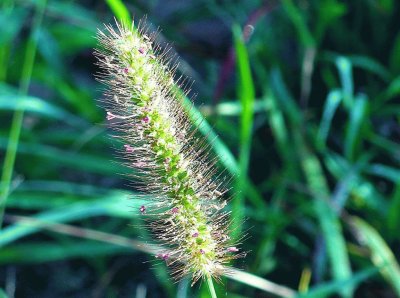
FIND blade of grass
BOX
[344,94,368,161]
[387,184,400,240]
[296,267,378,298]
[0,241,133,264]
[0,94,88,127]
[227,269,296,298]
[0,194,147,247]
[317,89,342,149]
[232,24,255,239]
[0,138,126,176]
[0,0,47,228]
[105,0,131,26]
[350,217,400,295]
[206,276,218,298]
[335,56,353,109]
[296,133,353,297]
[323,151,388,213]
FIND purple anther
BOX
[123,67,129,74]
[124,144,134,153]
[133,161,146,168]
[106,111,115,120]
[139,205,146,214]
[199,249,205,255]
[192,232,199,238]
[142,116,150,123]
[156,253,169,260]
[164,157,171,164]
[171,207,179,214]
[138,47,145,54]
[227,247,239,252]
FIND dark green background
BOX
[1,0,400,297]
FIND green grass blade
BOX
[296,134,353,297]
[105,0,131,26]
[0,94,87,127]
[0,241,133,264]
[387,184,400,240]
[281,0,315,47]
[317,89,342,148]
[0,194,147,247]
[351,217,400,295]
[344,94,368,161]
[232,24,255,239]
[181,97,267,210]
[335,56,353,109]
[270,67,302,125]
[0,138,126,176]
[296,267,378,298]
[348,55,391,82]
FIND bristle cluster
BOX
[95,20,244,284]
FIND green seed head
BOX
[95,20,244,284]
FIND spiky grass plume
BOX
[95,20,244,284]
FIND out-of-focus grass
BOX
[1,0,400,297]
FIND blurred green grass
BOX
[1,0,400,297]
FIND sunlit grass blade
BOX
[335,56,353,109]
[232,23,255,239]
[105,0,131,26]
[350,217,400,295]
[317,89,342,149]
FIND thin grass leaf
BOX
[0,241,132,264]
[0,94,87,127]
[351,217,400,295]
[387,184,400,240]
[295,134,353,297]
[105,0,131,26]
[348,55,391,82]
[335,56,353,109]
[232,23,255,239]
[323,151,388,213]
[344,94,368,161]
[281,0,315,47]
[270,67,302,125]
[0,138,126,176]
[296,267,378,298]
[317,89,342,149]
[365,164,400,183]
[0,195,147,247]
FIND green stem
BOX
[0,0,47,228]
[206,275,218,298]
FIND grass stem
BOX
[206,275,218,298]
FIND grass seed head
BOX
[95,20,245,284]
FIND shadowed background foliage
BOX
[1,0,400,297]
